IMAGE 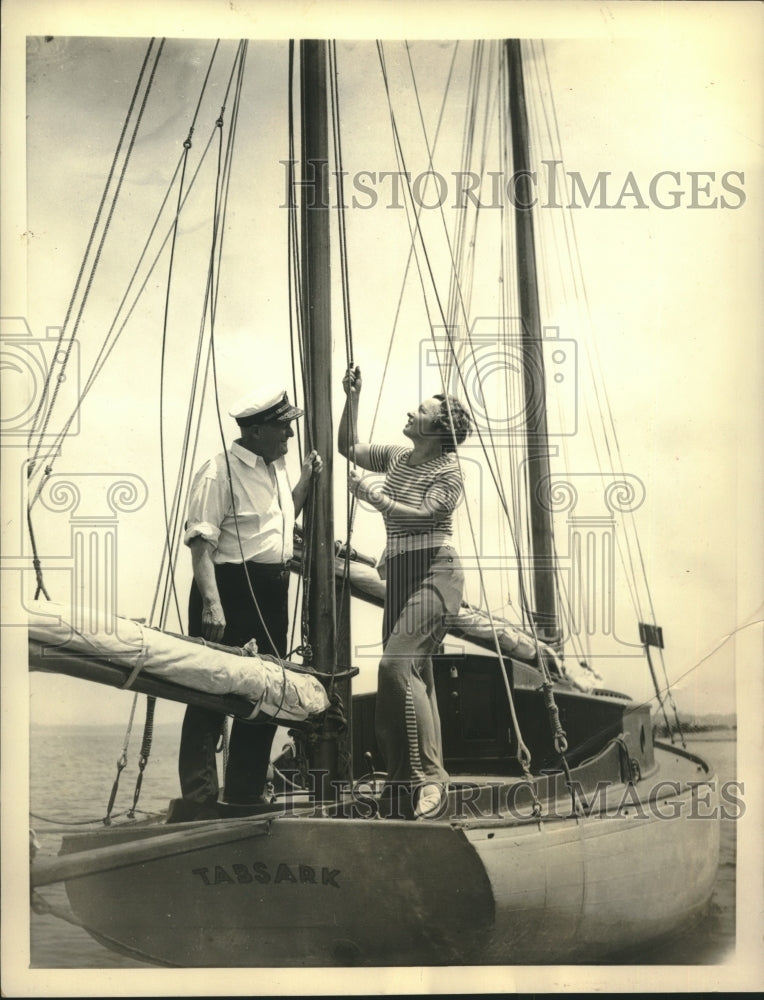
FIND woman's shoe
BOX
[413,783,446,820]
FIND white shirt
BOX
[183,441,294,564]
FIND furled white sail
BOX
[28,600,329,721]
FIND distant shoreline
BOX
[656,726,737,742]
[679,730,737,742]
[32,721,739,745]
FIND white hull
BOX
[34,744,719,966]
[469,768,720,962]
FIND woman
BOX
[339,365,471,819]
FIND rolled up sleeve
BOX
[183,460,225,549]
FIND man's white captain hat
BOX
[229,389,304,427]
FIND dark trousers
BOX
[179,561,289,806]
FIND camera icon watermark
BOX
[2,317,148,639]
[419,317,578,441]
[0,317,80,440]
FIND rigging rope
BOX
[201,43,290,721]
[154,40,249,633]
[525,40,690,727]
[29,41,280,807]
[27,38,160,473]
[102,693,139,825]
[328,39,358,650]
[384,43,542,644]
[127,696,157,818]
[26,120,217,520]
[285,41,309,659]
[286,41,314,661]
[388,42,530,586]
[377,41,586,790]
[154,40,245,630]
[532,40,653,631]
[26,40,238,652]
[329,41,356,371]
[27,506,50,601]
[25,39,166,603]
[377,44,537,787]
[28,39,167,490]
[156,104,200,632]
[367,42,461,444]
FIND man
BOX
[169,388,321,822]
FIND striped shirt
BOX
[367,444,463,557]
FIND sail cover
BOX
[27,600,329,721]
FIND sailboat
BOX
[24,37,720,967]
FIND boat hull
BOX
[58,816,496,967]
[468,785,720,963]
[45,745,720,967]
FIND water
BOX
[30,722,184,970]
[607,735,737,966]
[28,724,737,969]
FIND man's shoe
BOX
[376,783,414,821]
[165,797,220,824]
[218,795,277,817]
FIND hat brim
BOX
[268,405,304,423]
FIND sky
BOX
[1,1,762,995]
[2,20,763,711]
[4,5,759,733]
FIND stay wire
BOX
[27,505,50,601]
[205,44,292,721]
[531,40,665,699]
[497,48,543,636]
[329,41,355,368]
[27,38,159,468]
[153,39,224,628]
[127,695,157,818]
[26,117,221,518]
[28,41,233,533]
[523,41,627,655]
[537,40,649,624]
[380,40,556,781]
[103,692,139,824]
[157,119,198,633]
[26,41,166,603]
[328,41,358,642]
[531,43,660,720]
[449,45,552,651]
[152,40,246,630]
[286,41,309,656]
[34,42,234,515]
[387,42,526,578]
[442,39,483,356]
[286,41,316,659]
[287,40,306,461]
[28,39,166,483]
[392,43,518,523]
[367,41,461,442]
[343,41,463,600]
[396,39,567,780]
[155,41,249,631]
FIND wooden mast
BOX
[299,39,352,796]
[505,39,560,647]
[299,40,336,669]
